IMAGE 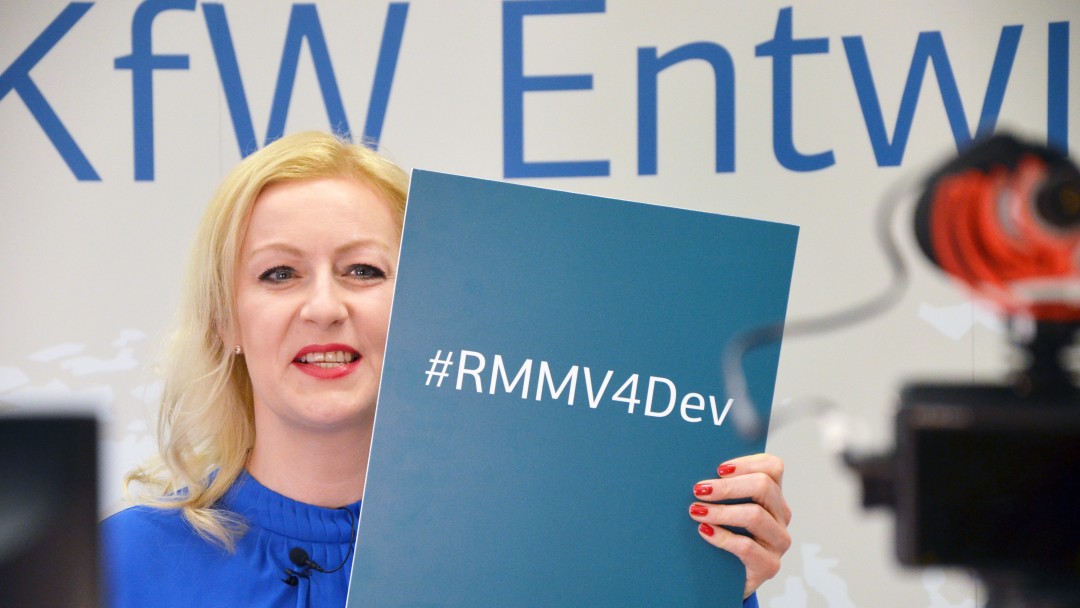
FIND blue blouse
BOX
[102,471,359,608]
[101,471,759,607]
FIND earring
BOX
[234,345,242,355]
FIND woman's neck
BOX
[245,418,373,508]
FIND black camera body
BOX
[894,383,1080,579]
[849,323,1080,607]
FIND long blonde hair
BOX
[126,131,408,549]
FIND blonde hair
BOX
[126,131,408,549]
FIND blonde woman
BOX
[102,131,791,607]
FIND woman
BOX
[102,131,791,607]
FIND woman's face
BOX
[232,175,400,433]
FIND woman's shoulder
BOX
[101,504,207,549]
[101,504,227,565]
[101,505,234,606]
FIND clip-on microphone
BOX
[280,506,356,586]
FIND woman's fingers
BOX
[692,471,792,526]
[688,501,792,553]
[689,453,793,598]
[718,453,785,488]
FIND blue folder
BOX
[349,171,798,607]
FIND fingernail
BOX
[699,523,715,537]
[717,463,736,476]
[693,483,712,496]
[690,504,709,516]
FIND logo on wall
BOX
[2,1,1072,181]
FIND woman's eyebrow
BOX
[246,238,394,259]
[334,238,396,255]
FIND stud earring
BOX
[234,345,242,355]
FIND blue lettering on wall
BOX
[3,3,1071,181]
[115,0,197,181]
[1048,21,1069,153]
[843,25,1022,166]
[363,3,409,149]
[201,4,256,156]
[0,2,99,181]
[505,4,1068,178]
[755,7,834,172]
[637,42,735,175]
[502,0,609,178]
[267,5,352,144]
[196,3,409,163]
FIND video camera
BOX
[847,135,1080,608]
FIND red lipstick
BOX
[292,344,360,379]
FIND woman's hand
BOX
[688,453,792,599]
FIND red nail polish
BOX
[690,504,709,516]
[717,463,736,476]
[699,523,715,537]
[693,483,712,496]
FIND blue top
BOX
[101,471,759,607]
[101,471,360,608]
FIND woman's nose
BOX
[300,274,348,326]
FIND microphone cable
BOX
[721,166,923,441]
[281,506,357,586]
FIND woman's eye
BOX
[258,265,295,283]
[347,264,386,280]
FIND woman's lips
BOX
[293,344,361,379]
